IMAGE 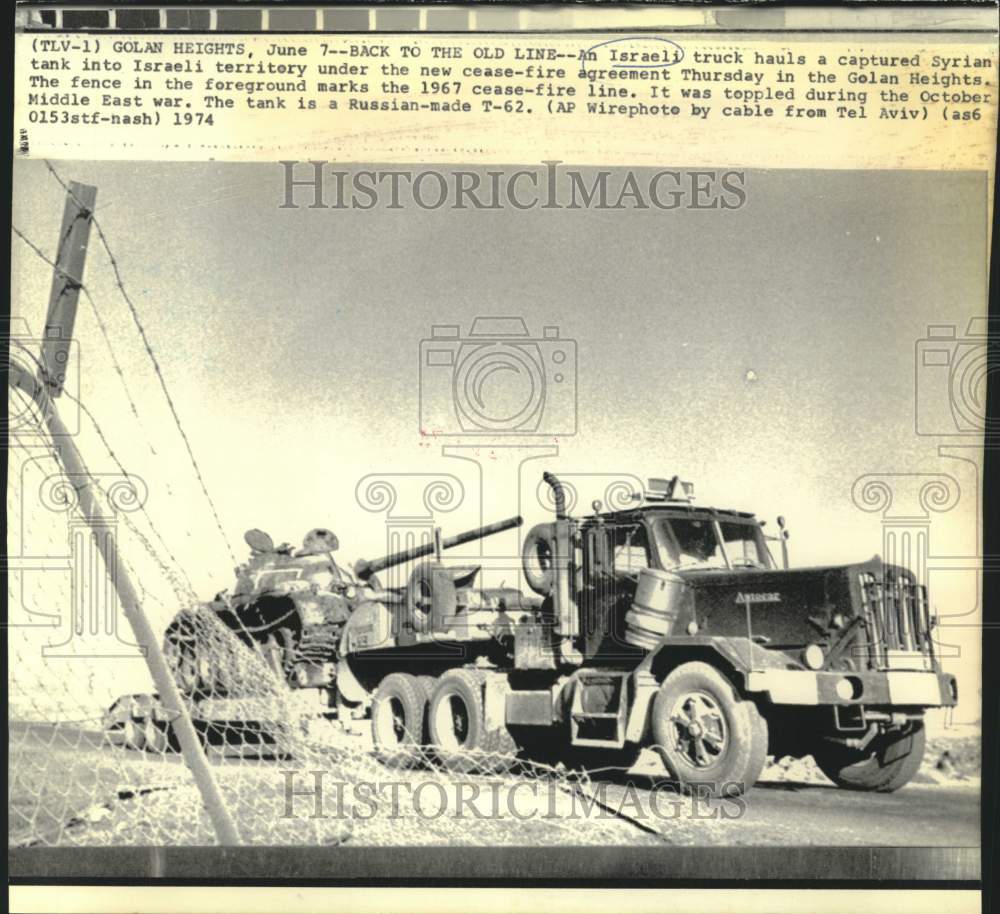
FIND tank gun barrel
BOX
[354,515,523,581]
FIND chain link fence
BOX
[7,393,665,848]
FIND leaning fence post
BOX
[10,362,242,846]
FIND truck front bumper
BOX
[745,668,958,707]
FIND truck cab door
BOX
[581,523,643,660]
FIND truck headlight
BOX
[835,678,854,701]
[835,676,863,701]
[803,644,825,670]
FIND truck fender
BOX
[334,654,370,704]
[624,671,660,743]
[638,637,759,690]
[340,599,395,655]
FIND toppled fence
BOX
[7,170,665,849]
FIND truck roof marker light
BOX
[645,476,695,503]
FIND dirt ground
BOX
[8,718,982,847]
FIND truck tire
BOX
[811,721,926,792]
[415,675,439,740]
[416,675,437,703]
[371,673,429,769]
[405,564,436,634]
[650,661,768,797]
[522,524,556,595]
[428,669,516,774]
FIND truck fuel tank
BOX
[625,567,688,650]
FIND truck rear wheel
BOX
[371,673,429,769]
[416,675,437,706]
[811,721,926,792]
[650,661,768,797]
[428,669,516,774]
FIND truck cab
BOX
[575,503,777,661]
[513,472,957,795]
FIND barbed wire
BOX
[8,422,168,613]
[15,180,238,577]
[9,170,684,850]
[11,224,155,444]
[61,388,199,602]
[11,224,197,600]
[44,160,238,567]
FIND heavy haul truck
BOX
[109,472,958,796]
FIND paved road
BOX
[594,769,980,846]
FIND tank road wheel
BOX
[104,696,146,751]
[162,616,201,695]
[122,717,147,752]
[651,661,768,797]
[811,721,926,792]
[428,669,516,774]
[142,718,172,755]
[371,673,430,769]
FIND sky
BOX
[8,159,987,719]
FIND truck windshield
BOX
[653,517,773,571]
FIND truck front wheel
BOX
[811,720,926,792]
[650,661,768,797]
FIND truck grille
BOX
[857,571,934,669]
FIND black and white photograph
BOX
[5,2,997,912]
